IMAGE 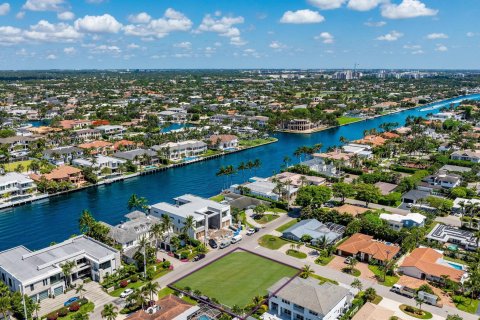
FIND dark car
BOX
[64,297,79,307]
[193,253,206,261]
[208,239,218,249]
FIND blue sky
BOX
[0,0,478,69]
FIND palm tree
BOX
[101,304,118,320]
[0,296,11,320]
[348,257,358,274]
[415,296,425,312]
[364,287,377,302]
[182,215,196,244]
[150,223,163,254]
[351,278,363,291]
[127,194,148,212]
[232,305,243,316]
[144,281,160,302]
[137,236,149,277]
[75,283,86,299]
[32,301,41,320]
[72,312,90,320]
[300,265,314,279]
[60,260,76,288]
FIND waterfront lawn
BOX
[337,117,360,125]
[275,219,298,233]
[258,235,289,250]
[239,137,277,148]
[210,194,225,202]
[173,251,297,308]
[4,160,32,172]
[453,295,479,314]
[368,265,399,286]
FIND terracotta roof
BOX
[126,295,194,320]
[30,165,82,181]
[354,135,386,147]
[78,140,113,149]
[352,302,394,320]
[113,139,136,150]
[337,233,400,261]
[333,204,370,217]
[209,134,238,143]
[400,248,465,282]
[381,132,400,139]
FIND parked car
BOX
[120,288,134,298]
[208,239,218,249]
[64,297,79,307]
[231,235,242,244]
[391,284,415,298]
[246,228,256,235]
[344,257,353,264]
[193,253,206,261]
[219,239,231,249]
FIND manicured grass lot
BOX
[337,117,360,125]
[174,251,298,308]
[258,235,290,250]
[254,214,279,224]
[4,160,32,172]
[453,295,479,314]
[275,219,298,232]
[368,265,399,286]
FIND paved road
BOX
[87,212,475,320]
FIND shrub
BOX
[77,298,89,305]
[120,280,129,288]
[69,302,80,312]
[190,239,201,247]
[405,305,415,313]
[58,307,69,317]
[47,313,58,320]
[130,275,139,283]
[180,252,188,260]
[162,261,171,269]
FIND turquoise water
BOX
[161,123,194,133]
[198,316,213,320]
[0,94,479,250]
[447,262,464,270]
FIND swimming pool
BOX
[183,156,198,162]
[198,315,213,320]
[447,262,464,270]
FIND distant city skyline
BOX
[0,0,479,69]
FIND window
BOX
[1,273,5,282]
[8,278,12,287]
[30,284,34,291]
[309,310,318,316]
[99,261,111,270]
[281,299,290,305]
[43,279,48,286]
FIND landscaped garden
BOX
[254,213,280,224]
[173,251,298,308]
[453,295,479,314]
[46,298,94,320]
[368,265,399,287]
[258,235,290,250]
[399,304,433,319]
[286,249,307,259]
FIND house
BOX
[336,233,400,264]
[421,173,461,190]
[43,146,84,165]
[70,129,101,142]
[72,155,126,174]
[450,150,480,163]
[301,158,340,178]
[78,140,113,156]
[103,211,160,262]
[379,212,426,231]
[351,302,394,320]
[0,172,36,201]
[438,165,471,174]
[113,149,159,165]
[95,125,126,137]
[30,165,85,186]
[282,219,345,245]
[0,136,39,159]
[332,204,370,217]
[267,277,351,320]
[342,143,373,158]
[150,194,231,240]
[126,294,198,320]
[113,139,137,151]
[374,182,398,195]
[399,247,467,283]
[0,235,120,302]
[231,177,296,201]
[271,172,326,187]
[208,134,239,150]
[427,224,478,251]
[452,197,480,211]
[58,120,92,130]
[151,140,207,161]
[401,189,430,205]
[353,135,386,147]
[282,119,319,131]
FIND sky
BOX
[0,0,479,70]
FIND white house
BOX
[0,172,36,201]
[72,154,126,174]
[151,140,207,161]
[379,212,426,231]
[150,194,231,240]
[450,150,480,163]
[267,277,351,320]
[95,125,126,137]
[0,235,120,302]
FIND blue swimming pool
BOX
[183,156,198,162]
[447,262,464,270]
[198,315,213,320]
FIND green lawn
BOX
[267,207,287,214]
[286,249,307,259]
[4,160,32,172]
[239,138,277,148]
[109,281,144,297]
[368,265,399,286]
[258,235,290,250]
[342,267,361,277]
[399,305,433,319]
[337,117,360,125]
[174,251,298,308]
[254,214,280,224]
[453,295,479,314]
[275,220,298,233]
[62,302,95,320]
[309,273,339,285]
[210,194,225,202]
[315,255,334,266]
[157,287,197,305]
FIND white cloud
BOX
[280,9,325,24]
[381,0,438,19]
[426,33,448,39]
[75,14,122,34]
[23,0,65,11]
[46,53,57,60]
[466,32,476,37]
[124,8,192,39]
[127,43,140,49]
[376,30,403,41]
[25,20,82,42]
[173,41,191,49]
[0,26,24,45]
[63,46,75,54]
[269,41,286,50]
[57,11,74,20]
[196,13,246,45]
[308,0,346,10]
[0,3,10,15]
[90,44,121,54]
[314,32,334,43]
[348,0,385,11]
[435,44,448,52]
[411,50,424,54]
[242,48,261,58]
[16,11,25,19]
[128,12,151,24]
[365,20,386,27]
[403,44,421,50]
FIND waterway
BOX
[1,94,480,250]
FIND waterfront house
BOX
[0,136,39,160]
[208,134,239,150]
[353,135,386,147]
[43,146,84,165]
[113,149,159,166]
[0,235,120,302]
[78,140,114,156]
[336,233,400,264]
[450,150,480,163]
[427,224,478,251]
[30,165,85,186]
[58,119,92,130]
[0,172,36,201]
[95,125,126,137]
[267,277,351,320]
[271,172,326,187]
[151,140,207,161]
[230,177,294,201]
[379,212,426,231]
[282,219,345,245]
[70,129,101,142]
[342,143,373,158]
[301,158,341,178]
[72,155,126,175]
[399,247,467,283]
[150,194,231,241]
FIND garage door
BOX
[38,290,49,301]
[54,286,63,297]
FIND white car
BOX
[120,288,134,298]
[246,228,255,236]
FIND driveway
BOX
[379,297,445,320]
[398,275,455,308]
[327,256,376,282]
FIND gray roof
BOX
[43,146,83,156]
[439,165,471,173]
[107,212,160,244]
[0,235,118,284]
[269,277,350,317]
[113,148,157,161]
[0,136,37,144]
[282,219,344,243]
[402,189,430,201]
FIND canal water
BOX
[1,94,480,250]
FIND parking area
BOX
[397,275,454,307]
